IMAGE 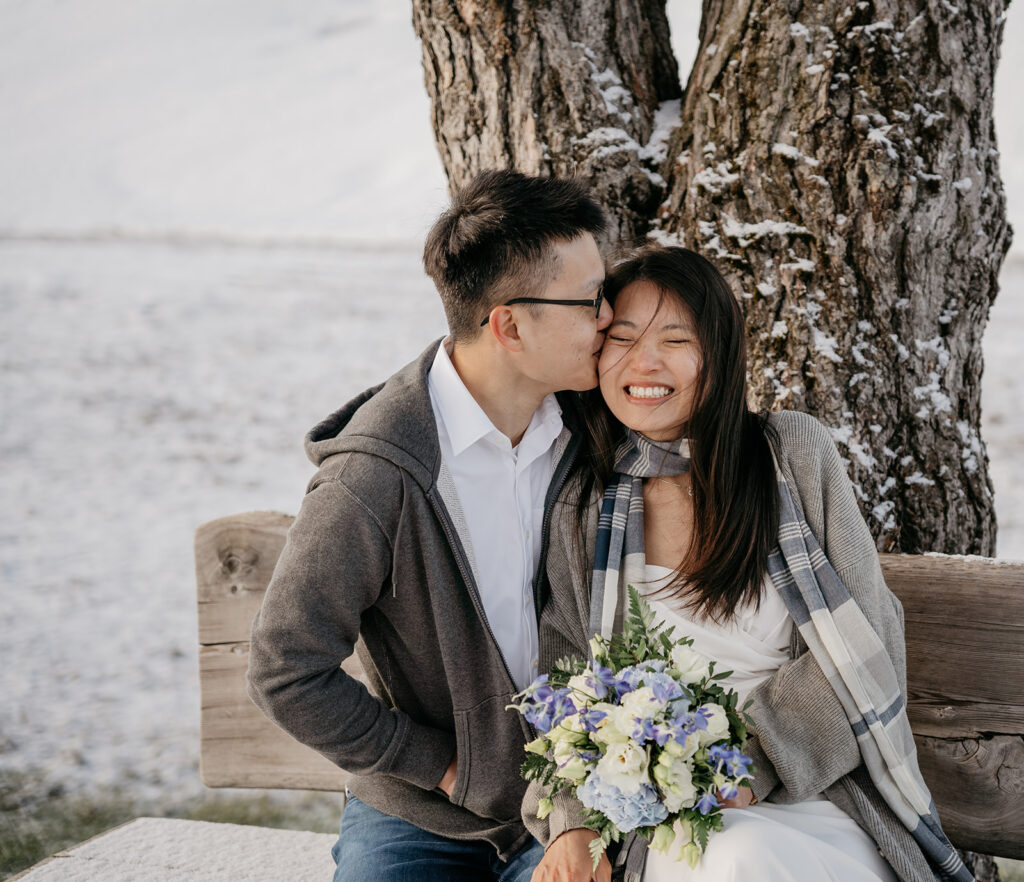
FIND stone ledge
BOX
[13,817,336,881]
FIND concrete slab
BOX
[13,817,336,881]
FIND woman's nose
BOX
[630,340,661,370]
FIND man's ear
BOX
[484,306,525,353]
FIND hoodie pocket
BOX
[451,693,527,822]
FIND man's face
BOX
[516,233,611,392]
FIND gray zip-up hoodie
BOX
[247,340,579,860]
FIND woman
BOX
[526,246,971,882]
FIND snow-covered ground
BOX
[0,2,1021,803]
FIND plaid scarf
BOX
[590,429,972,882]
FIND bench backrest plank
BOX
[195,512,1024,858]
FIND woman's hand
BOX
[531,829,611,882]
[718,785,755,809]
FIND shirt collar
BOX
[428,340,563,459]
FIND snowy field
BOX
[1,1,1022,808]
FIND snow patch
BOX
[813,328,842,362]
[772,143,821,167]
[720,214,811,246]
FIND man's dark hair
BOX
[423,169,606,341]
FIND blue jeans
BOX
[331,795,544,882]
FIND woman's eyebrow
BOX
[608,318,694,332]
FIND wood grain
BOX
[195,514,1024,856]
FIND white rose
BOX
[670,644,712,685]
[652,752,698,813]
[595,739,649,794]
[552,740,588,783]
[697,702,730,745]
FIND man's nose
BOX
[596,296,613,330]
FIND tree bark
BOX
[656,0,1011,555]
[411,0,682,243]
[413,0,1011,558]
[413,7,1013,870]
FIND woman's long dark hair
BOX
[569,245,779,621]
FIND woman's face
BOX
[598,280,703,441]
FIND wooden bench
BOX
[195,510,1024,861]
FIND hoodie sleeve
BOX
[246,467,456,791]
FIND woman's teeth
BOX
[627,385,672,399]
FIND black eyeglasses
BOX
[480,285,605,326]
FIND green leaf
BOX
[587,835,607,872]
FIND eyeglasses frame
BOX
[479,284,605,327]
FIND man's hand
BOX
[438,755,458,797]
[531,829,611,882]
[719,784,755,809]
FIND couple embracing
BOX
[247,171,970,882]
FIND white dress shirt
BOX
[427,341,563,690]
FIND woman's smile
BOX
[599,280,702,440]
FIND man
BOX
[247,169,610,881]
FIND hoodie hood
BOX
[304,339,444,491]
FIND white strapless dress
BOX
[640,565,897,882]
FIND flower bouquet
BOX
[509,586,754,869]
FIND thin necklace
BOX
[650,476,693,497]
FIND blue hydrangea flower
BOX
[577,773,669,832]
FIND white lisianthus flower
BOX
[650,821,676,855]
[567,672,601,705]
[653,817,694,861]
[524,736,549,755]
[697,702,730,745]
[611,686,664,736]
[670,644,712,685]
[547,712,588,746]
[552,740,588,783]
[595,739,649,793]
[662,732,700,761]
[589,702,629,746]
[681,842,703,869]
[652,752,698,812]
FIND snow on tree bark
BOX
[656,0,1011,556]
[411,0,682,242]
[412,0,1012,557]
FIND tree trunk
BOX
[656,0,1011,556]
[413,3,1013,875]
[411,0,682,243]
[412,0,1011,559]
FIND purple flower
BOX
[709,744,753,777]
[578,707,608,732]
[520,684,576,733]
[696,791,720,815]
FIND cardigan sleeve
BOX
[744,412,907,804]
